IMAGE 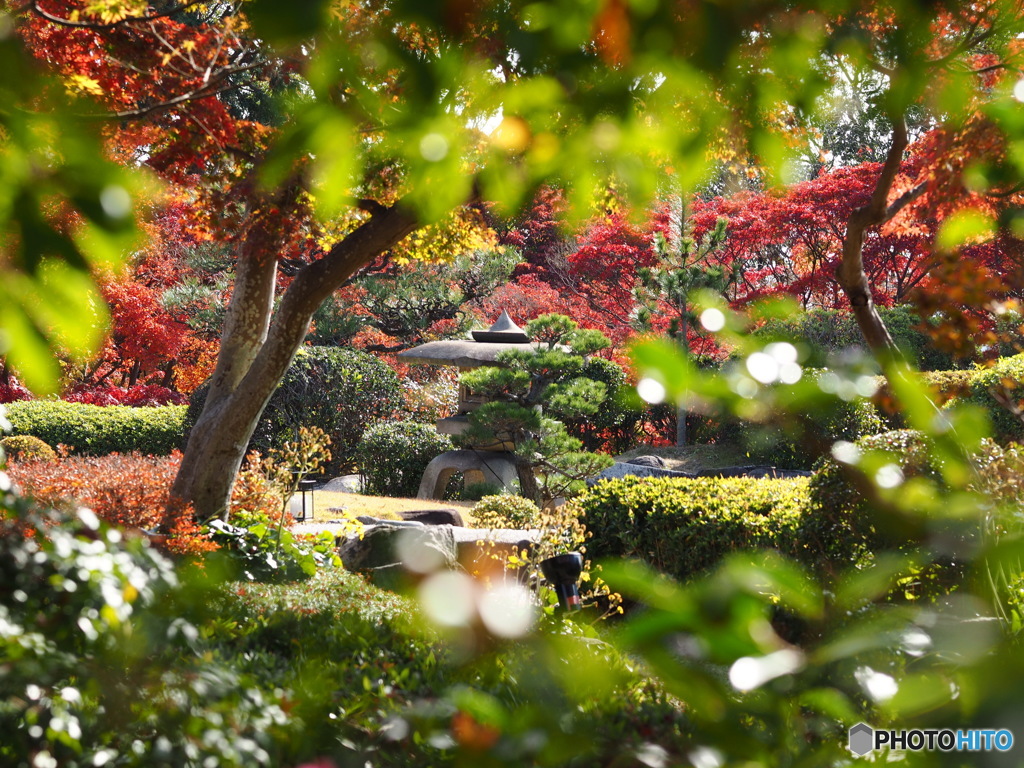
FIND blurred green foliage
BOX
[0,12,142,395]
[0,483,687,767]
[9,1,1024,765]
[754,306,962,371]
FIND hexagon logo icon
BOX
[849,723,874,756]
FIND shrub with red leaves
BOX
[0,379,33,404]
[64,384,187,407]
[122,384,188,406]
[6,451,215,555]
[64,387,123,406]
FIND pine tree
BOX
[458,314,614,505]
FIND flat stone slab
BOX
[590,461,692,483]
[399,508,465,526]
[292,521,537,546]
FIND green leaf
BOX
[722,552,824,620]
[936,208,995,251]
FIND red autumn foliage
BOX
[480,274,568,324]
[6,451,214,555]
[64,384,187,407]
[4,449,303,556]
[0,379,33,404]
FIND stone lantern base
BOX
[416,449,518,500]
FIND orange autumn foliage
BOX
[5,451,219,554]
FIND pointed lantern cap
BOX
[471,310,530,343]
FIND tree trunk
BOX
[171,200,419,521]
[836,113,925,365]
[675,315,688,447]
[515,456,541,507]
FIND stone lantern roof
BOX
[397,311,536,368]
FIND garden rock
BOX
[625,455,667,468]
[400,508,465,527]
[321,474,363,493]
[590,461,693,483]
[355,516,426,527]
[338,523,458,587]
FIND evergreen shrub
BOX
[0,434,57,463]
[4,401,186,455]
[805,429,1012,587]
[574,476,810,583]
[187,346,404,476]
[804,430,935,575]
[701,375,885,469]
[947,354,1024,442]
[472,493,542,529]
[356,421,453,497]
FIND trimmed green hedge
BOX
[804,430,933,576]
[4,401,186,455]
[575,476,810,582]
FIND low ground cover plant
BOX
[4,450,213,555]
[0,483,687,767]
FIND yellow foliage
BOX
[318,204,495,264]
[65,75,104,97]
[83,0,147,24]
[391,207,496,264]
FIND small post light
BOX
[540,552,584,612]
[289,478,317,522]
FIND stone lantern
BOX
[397,311,534,499]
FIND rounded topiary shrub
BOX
[1,435,57,463]
[187,346,404,476]
[356,421,453,497]
[472,494,542,529]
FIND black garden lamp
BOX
[540,552,584,612]
[289,478,318,522]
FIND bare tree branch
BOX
[24,0,205,29]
